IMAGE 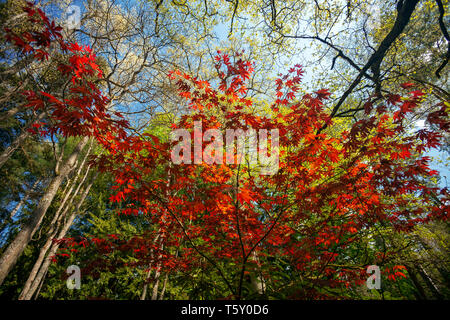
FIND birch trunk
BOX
[23,210,78,299]
[0,136,89,285]
[159,274,168,300]
[20,172,97,299]
[151,270,161,301]
[19,164,92,299]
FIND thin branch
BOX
[435,0,450,78]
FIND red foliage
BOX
[5,1,128,142]
[7,3,449,298]
[95,51,448,295]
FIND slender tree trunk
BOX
[142,166,171,300]
[0,112,46,169]
[250,250,265,296]
[24,212,78,299]
[20,172,96,299]
[19,164,90,299]
[19,228,56,299]
[0,79,30,120]
[151,270,161,301]
[140,269,153,300]
[140,232,162,300]
[32,267,48,300]
[417,265,444,300]
[0,179,44,234]
[159,274,168,300]
[10,179,41,219]
[0,136,89,286]
[45,139,93,232]
[406,265,427,300]
[0,12,27,29]
[150,239,165,300]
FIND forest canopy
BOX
[0,0,448,301]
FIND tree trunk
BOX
[140,268,153,300]
[417,265,444,300]
[18,165,90,299]
[32,267,48,300]
[150,240,165,300]
[140,232,162,300]
[406,265,427,300]
[0,179,43,235]
[23,212,78,299]
[142,167,170,300]
[18,227,57,299]
[159,274,168,300]
[250,251,265,296]
[151,270,161,301]
[0,112,46,169]
[0,79,30,120]
[10,179,41,219]
[20,171,96,299]
[0,136,88,286]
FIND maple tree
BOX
[0,1,448,300]
[51,50,448,299]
